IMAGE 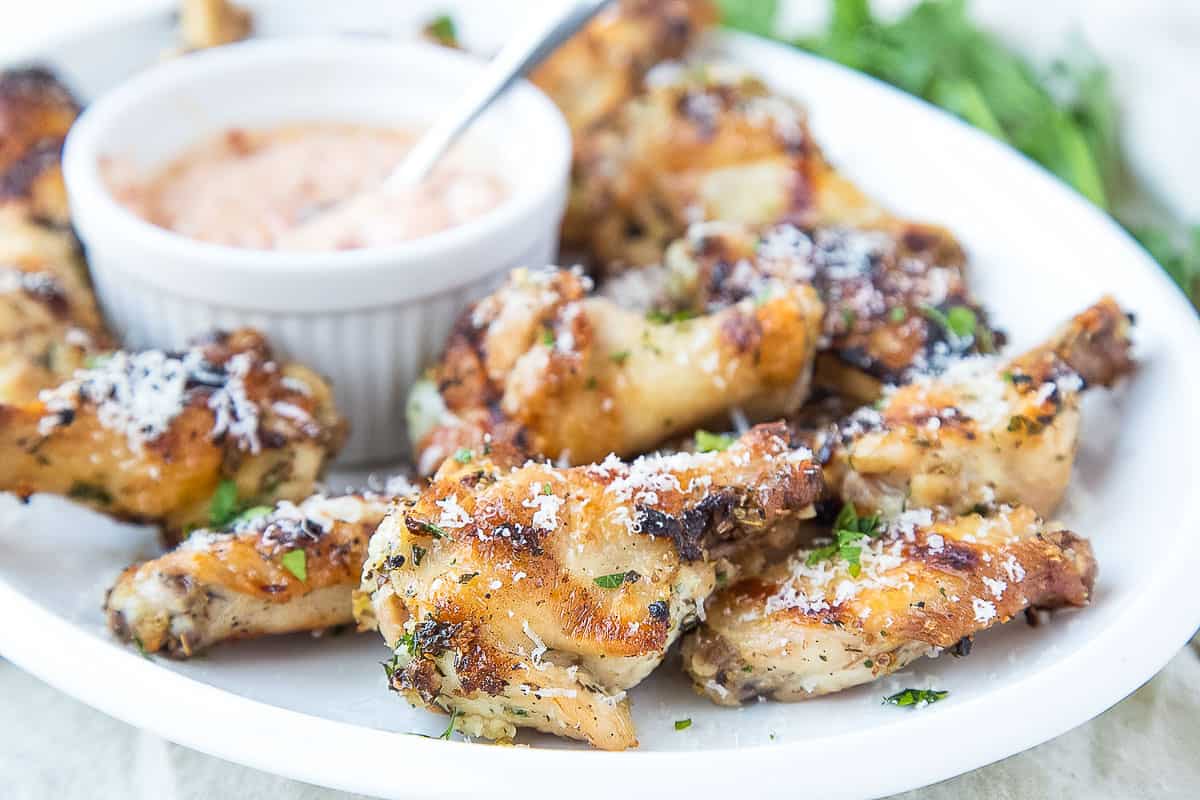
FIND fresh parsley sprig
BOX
[806,502,882,576]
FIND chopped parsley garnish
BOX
[398,632,417,656]
[232,505,273,524]
[646,308,697,324]
[921,304,977,341]
[208,479,240,526]
[382,651,402,681]
[439,709,461,740]
[805,502,882,576]
[424,13,457,47]
[68,481,113,506]
[884,688,949,707]
[594,572,629,589]
[694,429,735,452]
[542,482,553,495]
[414,520,448,538]
[280,549,307,581]
[1007,415,1045,435]
[674,718,693,731]
[610,350,630,364]
[540,328,556,348]
[889,306,907,322]
[131,634,151,659]
[453,448,474,464]
[411,545,427,566]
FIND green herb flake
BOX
[439,709,461,740]
[674,718,693,731]
[884,688,949,708]
[416,520,448,539]
[889,306,907,322]
[208,479,240,526]
[411,545,427,566]
[542,482,553,496]
[594,573,628,589]
[280,549,307,581]
[694,429,735,452]
[453,448,474,464]
[424,13,457,47]
[232,505,273,525]
[646,308,697,324]
[541,328,556,348]
[610,350,631,364]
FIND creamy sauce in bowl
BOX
[104,123,507,251]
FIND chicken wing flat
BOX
[814,297,1134,518]
[358,423,823,749]
[532,0,716,138]
[408,266,823,474]
[106,482,415,658]
[0,67,78,226]
[0,329,346,539]
[682,504,1096,705]
[648,220,995,401]
[567,65,891,270]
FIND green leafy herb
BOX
[382,651,402,681]
[424,13,458,47]
[694,429,735,452]
[806,502,882,574]
[398,632,417,656]
[209,479,240,526]
[889,306,907,322]
[543,482,553,496]
[454,448,474,464]
[231,505,273,524]
[884,688,949,707]
[610,350,631,365]
[280,549,307,581]
[594,573,628,589]
[674,718,693,731]
[541,328,556,348]
[131,634,151,659]
[411,545,427,566]
[83,353,111,369]
[439,709,461,740]
[68,481,113,506]
[646,308,697,324]
[414,520,448,538]
[920,304,976,341]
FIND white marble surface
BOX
[2,2,1198,798]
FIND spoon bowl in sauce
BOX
[63,37,571,463]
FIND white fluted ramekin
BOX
[62,37,570,464]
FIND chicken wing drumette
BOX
[408,266,823,474]
[532,0,716,139]
[358,423,823,750]
[812,297,1134,518]
[567,65,891,270]
[1,329,346,540]
[0,68,113,401]
[106,480,415,658]
[620,220,994,402]
[682,504,1097,705]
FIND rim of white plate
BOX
[1,5,1199,799]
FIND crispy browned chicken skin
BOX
[811,297,1134,518]
[359,423,822,749]
[682,505,1096,705]
[1,329,346,539]
[409,265,823,474]
[566,65,892,270]
[656,221,998,401]
[106,483,415,657]
[532,0,716,139]
[0,67,78,226]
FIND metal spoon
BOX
[386,0,612,189]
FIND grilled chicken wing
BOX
[408,266,823,474]
[0,67,78,226]
[567,65,890,270]
[813,298,1134,518]
[532,0,715,139]
[682,505,1096,705]
[1,329,346,539]
[358,423,823,749]
[658,221,996,401]
[106,482,415,657]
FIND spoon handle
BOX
[387,0,612,188]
